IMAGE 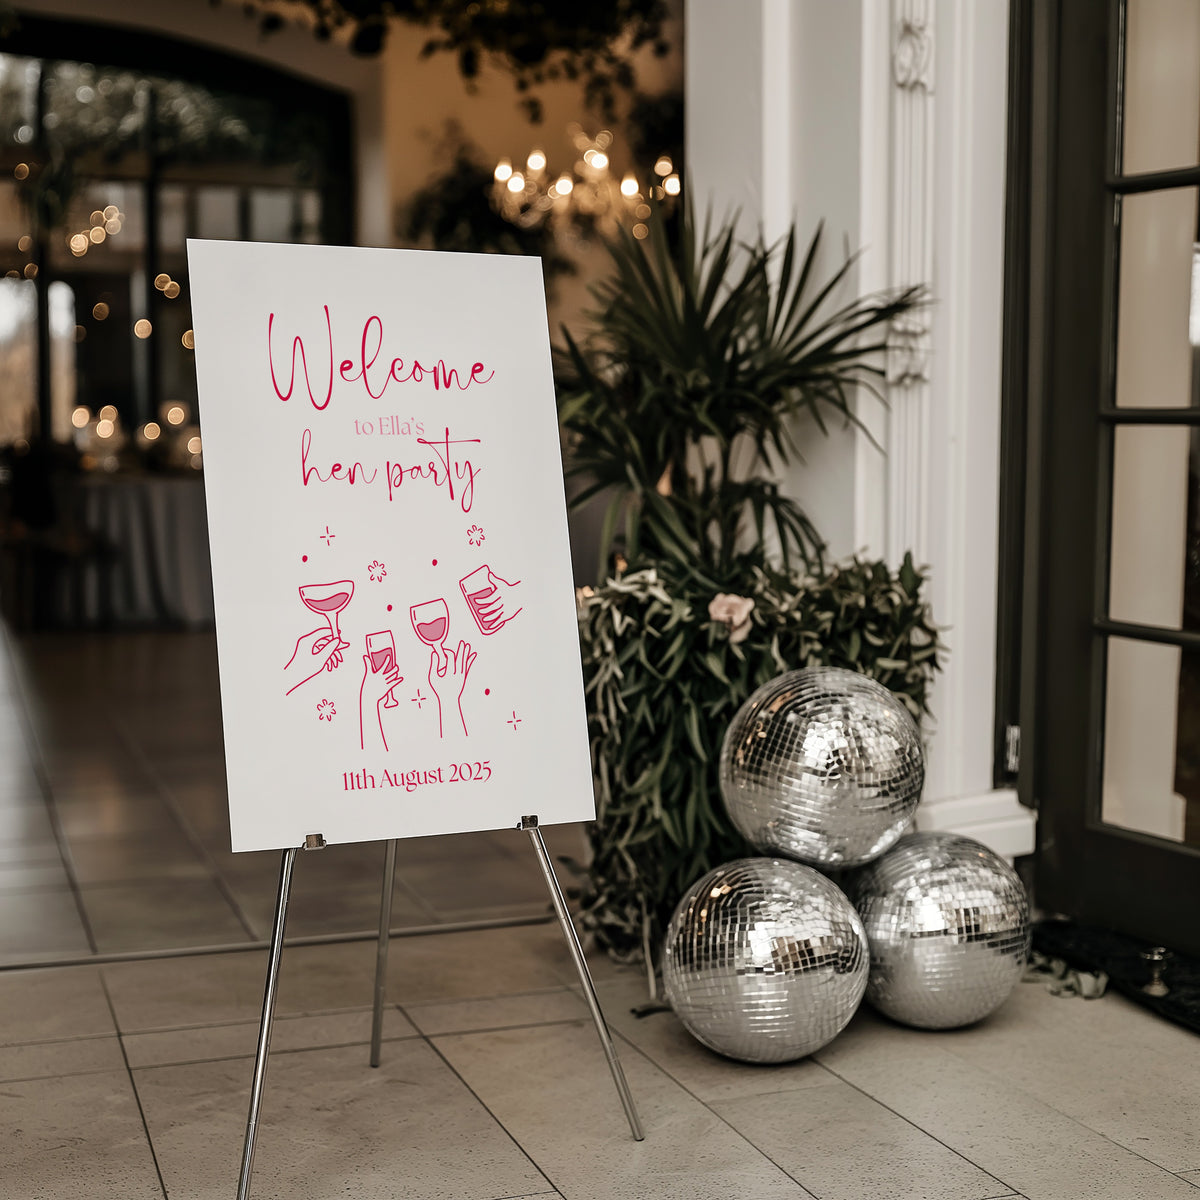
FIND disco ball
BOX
[847,831,1031,1029]
[662,857,868,1063]
[719,666,924,868]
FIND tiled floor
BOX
[3,628,1200,1199]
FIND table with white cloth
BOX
[68,474,215,627]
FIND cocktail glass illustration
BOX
[366,629,399,708]
[410,598,450,666]
[299,579,354,644]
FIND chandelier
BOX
[492,124,680,241]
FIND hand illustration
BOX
[460,566,522,636]
[359,654,403,751]
[427,639,477,737]
[285,628,350,696]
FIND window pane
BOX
[1101,636,1200,844]
[1122,0,1200,175]
[196,187,240,240]
[1108,425,1200,630]
[1115,188,1199,408]
[0,278,37,442]
[250,189,292,242]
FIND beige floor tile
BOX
[105,939,396,1031]
[434,1020,816,1200]
[0,1069,163,1199]
[713,1082,1012,1200]
[0,1034,125,1082]
[0,886,91,960]
[930,983,1200,1172]
[1179,1171,1200,1189]
[816,1007,1199,1200]
[81,876,251,951]
[64,826,210,885]
[122,1005,417,1068]
[592,971,840,1103]
[405,987,590,1036]
[385,920,573,1004]
[136,1039,552,1199]
[0,965,114,1043]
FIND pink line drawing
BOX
[365,630,400,709]
[467,524,485,547]
[459,565,522,636]
[359,651,403,752]
[506,710,521,730]
[368,559,387,582]
[410,597,450,667]
[427,639,477,737]
[286,579,353,696]
[317,699,336,721]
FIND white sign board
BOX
[187,241,595,852]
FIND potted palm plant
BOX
[556,202,944,980]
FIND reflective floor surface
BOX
[2,629,1200,1199]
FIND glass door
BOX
[1031,0,1200,954]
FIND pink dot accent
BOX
[387,604,393,612]
[432,558,438,566]
[302,555,308,562]
[484,688,490,695]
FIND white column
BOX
[687,0,1035,857]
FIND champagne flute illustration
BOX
[366,629,399,708]
[299,579,354,645]
[410,598,450,668]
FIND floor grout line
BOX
[98,970,170,1200]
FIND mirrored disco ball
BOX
[719,667,924,868]
[662,857,868,1063]
[847,831,1031,1029]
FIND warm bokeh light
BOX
[635,203,651,219]
[620,175,638,197]
[143,422,161,441]
[591,151,609,170]
[632,223,649,240]
[164,281,180,299]
[89,226,106,244]
[96,418,114,439]
[664,174,681,196]
[154,273,170,290]
[187,435,202,454]
[189,454,203,470]
[73,325,86,343]
[13,163,29,180]
[654,156,673,177]
[17,235,30,252]
[69,233,89,256]
[526,149,546,171]
[23,263,37,279]
[98,405,118,422]
[555,174,573,195]
[181,329,195,350]
[494,159,513,183]
[92,302,110,320]
[103,205,119,220]
[89,210,104,225]
[166,405,186,426]
[71,406,90,429]
[506,173,525,194]
[105,217,121,234]
[134,319,152,338]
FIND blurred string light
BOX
[67,203,124,258]
[492,125,680,235]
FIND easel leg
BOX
[369,838,398,1067]
[520,816,645,1141]
[236,846,299,1200]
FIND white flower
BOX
[708,593,755,643]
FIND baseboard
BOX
[914,787,1036,862]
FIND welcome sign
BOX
[187,242,595,852]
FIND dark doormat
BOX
[1033,919,1200,1036]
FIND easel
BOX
[236,817,644,1200]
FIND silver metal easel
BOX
[368,816,644,1141]
[236,832,326,1200]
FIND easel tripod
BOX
[236,819,644,1200]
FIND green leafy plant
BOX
[575,556,944,986]
[558,204,940,981]
[557,201,923,582]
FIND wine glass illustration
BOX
[410,598,450,667]
[299,579,354,644]
[366,629,399,709]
